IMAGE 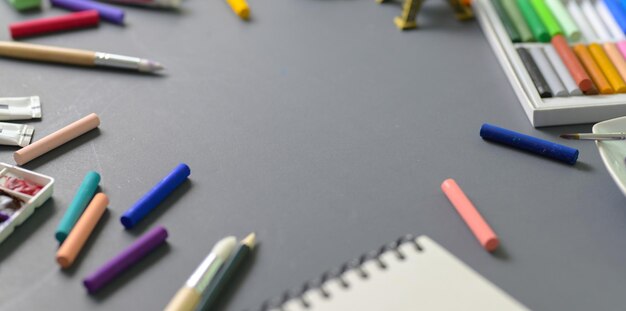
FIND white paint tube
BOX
[0,96,41,121]
[0,123,34,147]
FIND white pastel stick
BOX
[595,0,626,40]
[567,0,598,42]
[581,0,612,41]
[543,45,583,96]
[528,47,568,97]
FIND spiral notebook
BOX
[261,235,529,311]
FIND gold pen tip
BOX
[242,232,256,248]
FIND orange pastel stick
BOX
[574,44,614,94]
[441,179,499,252]
[56,193,108,269]
[589,44,626,93]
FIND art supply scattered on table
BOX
[561,132,626,141]
[14,113,100,165]
[51,0,125,25]
[120,163,190,229]
[9,10,100,39]
[225,0,250,20]
[0,42,163,73]
[197,233,256,311]
[480,123,579,165]
[7,0,40,11]
[97,0,181,9]
[164,236,236,311]
[56,193,108,268]
[0,122,34,147]
[260,235,528,311]
[441,178,499,252]
[83,226,168,294]
[55,171,100,244]
[0,163,54,245]
[0,96,41,120]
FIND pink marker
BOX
[441,178,500,252]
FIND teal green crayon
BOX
[55,171,100,244]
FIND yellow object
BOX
[377,0,472,30]
[589,43,626,94]
[163,287,201,311]
[226,0,250,20]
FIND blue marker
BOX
[120,163,190,229]
[480,124,579,165]
[607,0,626,33]
[56,171,100,243]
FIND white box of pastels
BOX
[0,163,54,244]
[474,0,626,127]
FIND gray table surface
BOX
[0,0,624,310]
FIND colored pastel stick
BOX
[55,171,100,244]
[516,0,550,42]
[589,43,626,93]
[595,0,626,40]
[226,0,250,20]
[517,47,552,98]
[492,0,521,42]
[120,163,190,229]
[551,35,594,92]
[56,193,108,269]
[441,179,499,252]
[574,44,614,94]
[9,10,99,39]
[8,0,40,10]
[605,0,626,34]
[567,0,598,42]
[602,43,626,82]
[530,0,562,36]
[50,0,125,25]
[544,45,583,96]
[544,0,580,41]
[501,0,534,42]
[528,47,568,97]
[581,0,612,41]
[83,226,168,294]
[480,123,579,165]
[617,41,626,61]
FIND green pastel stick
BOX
[530,0,562,37]
[501,0,534,42]
[544,0,580,41]
[55,171,100,244]
[491,0,521,42]
[8,0,41,10]
[516,0,550,42]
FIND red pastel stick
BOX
[10,10,99,39]
[441,178,500,252]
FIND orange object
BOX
[574,44,614,94]
[589,44,626,93]
[602,43,626,89]
[461,0,472,5]
[56,193,108,269]
[441,179,499,252]
[551,35,594,92]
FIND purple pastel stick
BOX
[50,0,125,24]
[83,226,168,294]
[0,212,9,223]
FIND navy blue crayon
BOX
[120,163,190,229]
[480,124,578,165]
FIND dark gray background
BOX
[0,0,624,310]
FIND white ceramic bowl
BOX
[594,116,626,196]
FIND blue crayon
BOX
[607,0,626,33]
[480,124,578,165]
[120,163,190,229]
[56,171,101,243]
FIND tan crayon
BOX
[14,113,100,165]
[56,193,108,269]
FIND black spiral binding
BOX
[258,234,424,311]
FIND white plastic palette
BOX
[474,0,626,127]
[0,163,54,245]
[594,116,626,196]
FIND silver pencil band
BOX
[94,52,142,70]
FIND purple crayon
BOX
[50,0,125,25]
[83,226,168,294]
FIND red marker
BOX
[10,10,99,39]
[441,178,500,252]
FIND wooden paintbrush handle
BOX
[0,41,95,66]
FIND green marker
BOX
[491,0,521,42]
[8,0,41,11]
[516,0,551,42]
[530,0,562,37]
[544,0,581,42]
[501,0,534,42]
[55,171,100,244]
